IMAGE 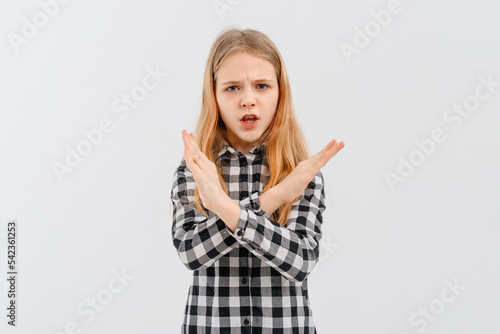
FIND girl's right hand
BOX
[275,139,345,204]
[182,130,226,212]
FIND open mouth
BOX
[240,115,259,129]
[241,115,258,123]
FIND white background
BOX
[1,0,499,333]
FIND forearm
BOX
[172,214,237,270]
[171,165,240,270]
[211,194,241,233]
[224,171,325,283]
[230,202,322,283]
[210,185,284,231]
[258,186,285,217]
[210,186,284,233]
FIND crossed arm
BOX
[171,161,326,282]
[171,130,343,282]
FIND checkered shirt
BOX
[170,141,325,334]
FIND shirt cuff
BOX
[207,206,231,236]
[249,191,272,219]
[229,191,271,239]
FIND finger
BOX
[185,147,201,173]
[325,139,341,152]
[323,139,344,153]
[183,131,202,162]
[184,133,208,169]
[309,140,335,162]
[182,130,192,148]
[188,133,201,151]
[182,130,190,150]
[322,140,345,164]
[188,133,207,163]
[304,139,345,173]
[188,133,200,153]
[326,140,345,157]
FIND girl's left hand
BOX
[182,130,225,211]
[274,138,344,205]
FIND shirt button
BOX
[241,277,248,285]
[252,202,260,211]
[243,318,250,326]
[237,230,242,236]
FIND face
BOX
[214,51,279,154]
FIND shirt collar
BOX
[216,140,268,159]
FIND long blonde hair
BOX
[190,27,310,226]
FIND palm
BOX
[279,139,345,204]
[182,130,224,210]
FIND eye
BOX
[224,84,268,92]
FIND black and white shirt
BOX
[170,140,325,334]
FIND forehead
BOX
[214,51,276,84]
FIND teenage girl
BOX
[171,27,344,334]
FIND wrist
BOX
[259,186,285,216]
[210,193,240,233]
[209,191,231,214]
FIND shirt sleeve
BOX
[170,160,239,270]
[225,171,326,283]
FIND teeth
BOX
[243,116,256,121]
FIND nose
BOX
[242,101,255,107]
[241,88,256,108]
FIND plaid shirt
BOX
[170,140,325,334]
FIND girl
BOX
[171,27,344,333]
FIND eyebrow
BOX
[219,79,274,86]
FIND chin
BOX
[241,134,263,143]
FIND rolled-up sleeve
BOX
[226,171,326,283]
[170,160,238,270]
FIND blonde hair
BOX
[190,27,310,226]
